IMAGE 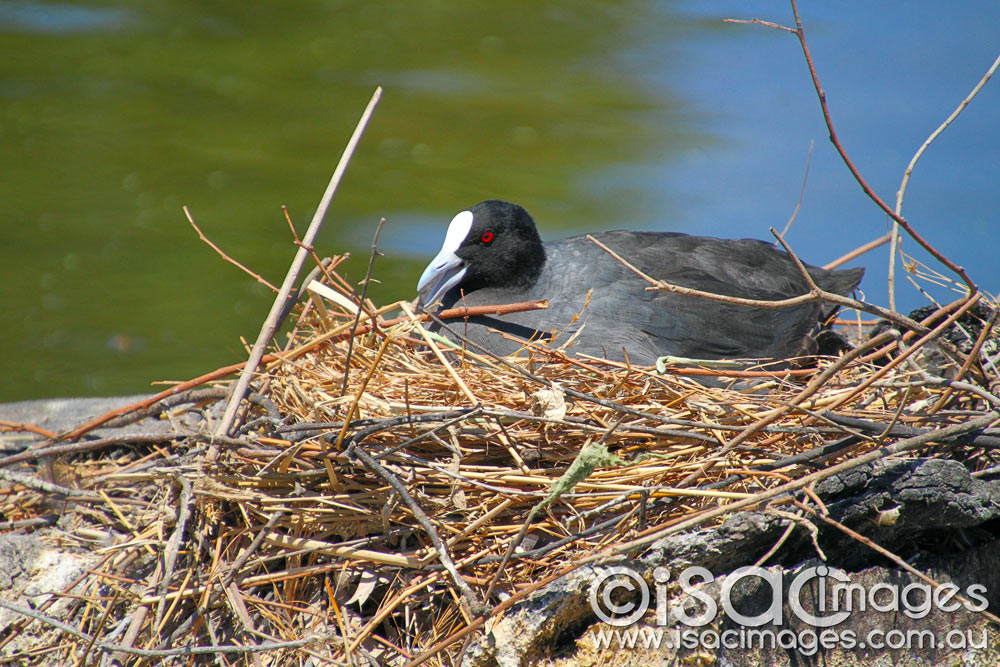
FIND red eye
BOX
[480,231,494,244]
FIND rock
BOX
[463,458,1000,666]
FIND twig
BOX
[701,434,864,490]
[784,0,976,294]
[0,419,57,439]
[723,17,796,34]
[587,234,819,310]
[115,558,163,661]
[341,218,386,397]
[76,587,121,667]
[0,516,58,531]
[821,411,1000,448]
[222,512,286,588]
[891,54,1000,309]
[215,86,382,440]
[400,302,478,404]
[331,333,394,451]
[184,206,279,293]
[0,468,100,499]
[345,442,482,615]
[823,232,890,271]
[754,517,798,567]
[58,363,267,442]
[780,139,813,237]
[263,409,473,449]
[0,433,176,468]
[370,408,486,460]
[590,230,962,364]
[0,598,315,657]
[734,4,978,295]
[282,211,360,323]
[153,476,194,636]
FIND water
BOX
[2,0,997,401]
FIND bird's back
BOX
[430,230,863,365]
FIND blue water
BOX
[0,2,131,34]
[652,1,999,313]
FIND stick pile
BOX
[1,272,998,666]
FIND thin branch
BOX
[0,419,57,439]
[341,218,386,397]
[0,433,174,468]
[897,51,1000,213]
[153,476,194,636]
[331,333,394,451]
[0,598,315,658]
[780,139,813,237]
[215,86,382,441]
[587,232,962,360]
[57,362,274,442]
[587,234,820,309]
[184,206,279,293]
[821,411,1000,448]
[723,17,796,33]
[0,467,100,499]
[0,516,58,531]
[823,232,890,271]
[345,441,482,615]
[784,0,976,294]
[890,53,1000,310]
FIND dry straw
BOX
[2,264,998,665]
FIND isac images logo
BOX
[588,564,989,655]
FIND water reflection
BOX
[1,1,997,401]
[1,1,689,399]
[0,2,132,34]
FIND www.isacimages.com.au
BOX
[590,626,987,655]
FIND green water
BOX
[1,1,696,400]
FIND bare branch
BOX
[215,87,382,441]
[890,53,1000,309]
[783,0,977,296]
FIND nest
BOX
[1,266,999,666]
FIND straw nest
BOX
[1,265,999,666]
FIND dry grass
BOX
[1,271,998,666]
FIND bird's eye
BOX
[480,231,494,244]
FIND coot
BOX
[416,200,864,366]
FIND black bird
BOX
[417,200,864,366]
